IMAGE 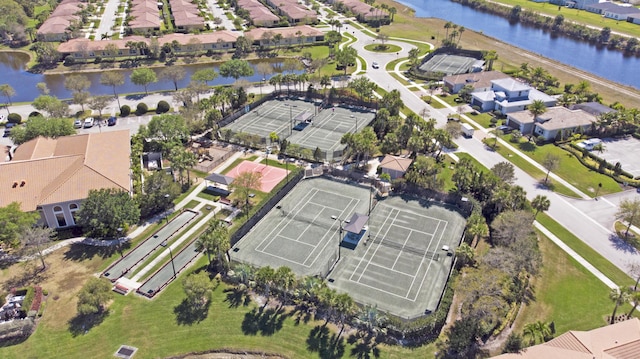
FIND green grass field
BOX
[513,142,621,197]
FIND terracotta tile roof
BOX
[0,131,131,211]
[535,106,597,131]
[379,155,413,172]
[244,25,324,40]
[494,318,640,359]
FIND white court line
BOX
[276,234,316,244]
[301,198,356,266]
[255,188,318,252]
[350,207,398,282]
[366,261,416,279]
[355,209,401,282]
[406,220,442,299]
[389,222,435,237]
[408,219,449,301]
[391,227,415,269]
[347,277,419,301]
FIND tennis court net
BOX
[278,206,338,229]
[368,235,440,260]
[308,120,354,133]
[256,109,292,123]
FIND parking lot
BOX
[596,137,640,177]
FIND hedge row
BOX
[119,100,172,117]
[562,143,640,186]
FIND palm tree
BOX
[333,293,356,345]
[274,266,296,307]
[609,287,631,324]
[531,195,551,218]
[528,99,547,119]
[299,276,326,307]
[195,219,230,270]
[356,304,386,340]
[627,291,640,319]
[232,263,254,287]
[444,21,453,39]
[522,321,553,345]
[255,266,276,308]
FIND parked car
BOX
[497,125,514,134]
[194,137,213,148]
[83,117,94,128]
[3,123,15,137]
[73,119,83,128]
[107,116,117,126]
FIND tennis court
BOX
[419,54,478,75]
[230,177,371,277]
[288,105,375,160]
[226,98,317,142]
[225,160,289,192]
[226,99,375,161]
[327,195,467,318]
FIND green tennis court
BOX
[419,53,478,75]
[327,195,467,319]
[231,177,467,318]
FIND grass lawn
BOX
[492,142,578,197]
[465,112,494,128]
[537,213,633,287]
[422,96,445,109]
[184,200,201,209]
[513,231,632,337]
[455,152,491,174]
[614,221,640,252]
[363,44,402,53]
[514,142,621,197]
[436,94,461,107]
[389,72,410,85]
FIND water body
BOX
[0,53,299,103]
[396,0,640,89]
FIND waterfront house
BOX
[505,106,597,141]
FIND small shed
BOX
[205,173,235,187]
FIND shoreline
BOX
[379,0,640,107]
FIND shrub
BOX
[135,102,148,116]
[63,56,75,66]
[28,111,41,118]
[30,286,43,312]
[120,105,131,116]
[156,100,170,114]
[7,113,22,124]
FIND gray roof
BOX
[570,102,617,116]
[590,2,640,14]
[205,173,235,185]
[344,213,368,234]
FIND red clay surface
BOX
[226,160,289,192]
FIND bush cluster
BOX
[135,102,148,116]
[120,105,131,117]
[7,113,22,124]
[156,100,170,114]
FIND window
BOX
[53,206,67,227]
[69,203,79,226]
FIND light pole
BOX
[260,78,265,97]
[161,241,177,279]
[164,194,170,223]
[331,215,344,261]
[116,227,124,257]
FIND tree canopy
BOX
[138,171,180,218]
[130,68,158,94]
[76,188,140,238]
[0,202,39,248]
[219,59,254,80]
[145,114,190,154]
[10,115,75,145]
[77,277,113,316]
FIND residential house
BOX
[36,0,83,42]
[570,101,617,117]
[494,318,640,359]
[236,0,280,27]
[470,77,557,114]
[129,0,162,33]
[0,131,132,229]
[379,155,413,180]
[506,106,597,141]
[264,0,318,24]
[443,71,510,94]
[57,32,240,59]
[245,25,325,47]
[169,0,205,31]
[553,0,600,9]
[586,1,640,20]
[330,0,389,23]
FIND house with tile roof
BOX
[443,71,510,94]
[471,77,558,115]
[379,155,413,180]
[0,131,132,229]
[494,317,640,359]
[505,106,597,141]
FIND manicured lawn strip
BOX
[184,200,201,209]
[455,152,491,173]
[493,142,577,197]
[174,182,203,204]
[465,112,494,128]
[440,155,457,192]
[385,57,403,71]
[259,159,298,170]
[389,72,410,85]
[358,55,367,71]
[514,230,629,336]
[197,190,220,202]
[220,156,258,175]
[495,0,640,38]
[537,212,633,287]
[422,96,445,109]
[364,44,402,53]
[518,143,620,196]
[436,94,461,107]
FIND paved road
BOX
[337,19,640,276]
[103,210,198,281]
[94,0,120,39]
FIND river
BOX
[0,53,298,103]
[396,0,640,89]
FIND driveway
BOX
[206,0,237,30]
[597,137,640,178]
[94,0,121,39]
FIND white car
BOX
[371,61,379,69]
[73,119,82,128]
[83,117,94,128]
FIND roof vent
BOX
[20,180,26,187]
